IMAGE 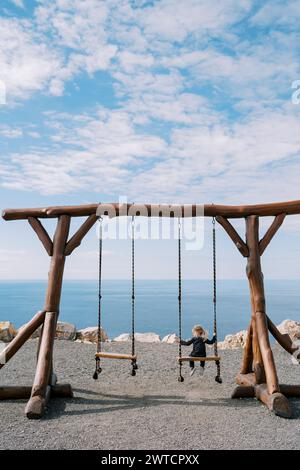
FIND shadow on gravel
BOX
[45,391,261,419]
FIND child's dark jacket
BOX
[180,336,216,357]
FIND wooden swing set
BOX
[0,200,300,419]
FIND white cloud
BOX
[251,0,300,27]
[1,103,300,207]
[0,107,166,194]
[1,0,299,107]
[1,0,300,213]
[10,0,25,8]
[35,0,118,95]
[0,18,61,101]
[136,0,252,42]
[0,125,23,138]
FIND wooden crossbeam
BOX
[3,199,300,220]
[28,217,53,256]
[259,214,286,255]
[216,216,249,257]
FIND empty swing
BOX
[177,217,222,383]
[93,216,138,379]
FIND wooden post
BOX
[246,216,279,395]
[234,216,293,417]
[240,322,253,375]
[25,215,71,419]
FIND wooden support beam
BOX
[280,384,300,396]
[251,303,266,384]
[247,280,265,384]
[231,385,255,399]
[267,315,300,359]
[255,384,292,418]
[3,199,300,220]
[216,216,249,257]
[232,215,298,419]
[233,384,300,399]
[232,383,300,418]
[0,384,73,400]
[240,322,253,375]
[28,217,53,256]
[0,311,45,368]
[65,214,98,256]
[236,372,257,387]
[259,214,286,255]
[246,216,279,395]
[44,215,70,312]
[25,215,71,419]
[25,312,57,418]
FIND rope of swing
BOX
[212,216,222,384]
[93,216,103,380]
[131,215,137,375]
[178,218,184,382]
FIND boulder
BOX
[0,322,17,343]
[19,321,76,340]
[113,332,161,343]
[218,330,248,350]
[55,322,76,340]
[113,333,131,342]
[135,332,160,343]
[277,319,300,342]
[76,327,108,343]
[162,333,179,344]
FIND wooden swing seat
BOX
[95,352,137,361]
[178,356,220,362]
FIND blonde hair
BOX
[192,325,208,340]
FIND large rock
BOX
[76,327,108,343]
[277,319,300,341]
[135,332,160,343]
[162,333,179,344]
[0,322,17,343]
[18,321,76,340]
[113,333,131,342]
[218,330,248,350]
[113,332,161,343]
[55,322,76,340]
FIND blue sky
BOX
[0,0,300,280]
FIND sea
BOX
[0,280,299,341]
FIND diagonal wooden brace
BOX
[259,214,286,255]
[216,216,249,257]
[28,217,53,256]
[0,310,46,369]
[65,214,98,256]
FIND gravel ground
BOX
[0,339,299,450]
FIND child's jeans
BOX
[189,359,205,368]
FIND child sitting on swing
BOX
[179,325,216,376]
